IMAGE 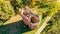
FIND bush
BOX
[0,0,15,25]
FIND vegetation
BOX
[0,0,60,34]
[0,0,15,25]
[40,11,60,34]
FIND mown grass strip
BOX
[35,11,59,34]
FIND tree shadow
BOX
[0,20,31,34]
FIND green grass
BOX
[0,12,58,34]
[0,11,58,34]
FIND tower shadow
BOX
[0,20,31,34]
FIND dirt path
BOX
[3,14,22,25]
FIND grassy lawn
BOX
[0,8,58,34]
[0,0,60,34]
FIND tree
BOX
[0,0,15,25]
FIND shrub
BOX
[0,0,15,25]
